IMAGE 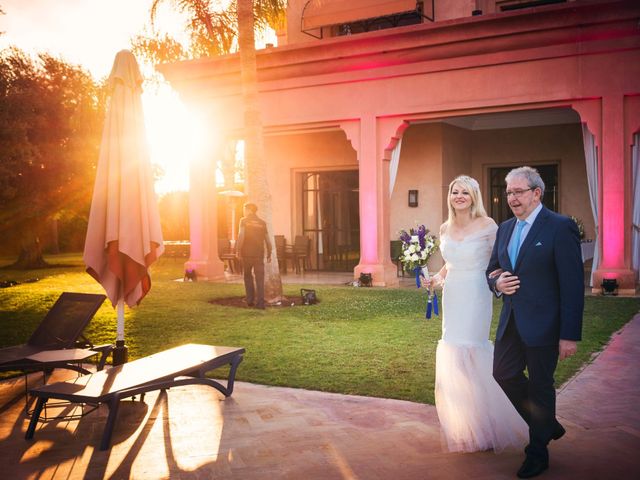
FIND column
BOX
[592,95,635,294]
[352,115,399,286]
[186,144,226,281]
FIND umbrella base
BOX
[112,340,128,366]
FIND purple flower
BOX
[398,224,440,273]
[410,225,424,249]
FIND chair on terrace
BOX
[26,343,245,450]
[0,292,111,376]
[292,235,311,274]
[390,240,405,277]
[218,238,241,274]
[274,235,293,274]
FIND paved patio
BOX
[1,313,638,479]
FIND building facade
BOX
[160,0,640,293]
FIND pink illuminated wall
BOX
[160,1,640,289]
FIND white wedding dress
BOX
[436,223,528,452]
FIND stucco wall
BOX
[471,123,594,238]
[389,121,593,269]
[441,123,473,218]
[264,130,357,240]
[390,123,444,270]
[437,0,477,21]
[390,124,443,237]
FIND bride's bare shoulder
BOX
[439,222,448,236]
[472,216,497,234]
[483,216,498,228]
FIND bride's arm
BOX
[428,223,448,287]
[431,266,447,287]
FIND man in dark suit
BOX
[237,203,272,309]
[487,166,583,478]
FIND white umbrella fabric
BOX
[83,50,164,364]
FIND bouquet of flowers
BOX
[398,224,439,275]
[398,225,440,319]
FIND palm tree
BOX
[237,0,283,303]
[136,1,286,62]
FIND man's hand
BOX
[488,268,504,279]
[495,271,520,295]
[559,339,577,361]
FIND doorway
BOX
[301,170,360,271]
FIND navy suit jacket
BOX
[486,206,584,347]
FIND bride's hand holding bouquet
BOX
[397,224,439,287]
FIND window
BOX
[335,9,424,36]
[301,0,433,39]
[497,0,566,12]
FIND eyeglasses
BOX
[505,188,533,199]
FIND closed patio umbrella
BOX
[83,50,164,365]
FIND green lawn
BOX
[1,253,638,404]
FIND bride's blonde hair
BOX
[446,175,488,224]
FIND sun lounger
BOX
[0,292,110,375]
[25,343,245,450]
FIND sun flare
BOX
[142,85,206,195]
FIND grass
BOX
[1,253,638,405]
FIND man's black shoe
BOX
[517,456,549,479]
[552,422,565,441]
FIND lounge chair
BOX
[0,292,110,375]
[26,343,245,450]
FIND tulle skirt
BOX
[435,339,528,453]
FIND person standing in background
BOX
[236,203,272,309]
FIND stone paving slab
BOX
[1,313,639,479]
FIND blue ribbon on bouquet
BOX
[413,266,424,288]
[413,266,438,319]
[426,288,439,319]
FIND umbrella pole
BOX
[113,300,128,365]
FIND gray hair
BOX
[505,166,545,197]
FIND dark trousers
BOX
[493,315,559,461]
[242,257,265,307]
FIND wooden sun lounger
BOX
[25,344,244,450]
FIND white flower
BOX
[411,253,419,261]
[410,235,419,243]
[408,244,416,254]
[421,251,427,259]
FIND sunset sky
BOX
[0,0,203,194]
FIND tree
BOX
[237,0,282,302]
[132,1,286,63]
[0,48,106,267]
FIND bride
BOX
[426,175,527,452]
